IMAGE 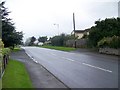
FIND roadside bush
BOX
[97,36,120,48]
[0,39,4,61]
[0,39,4,49]
[109,36,120,48]
[51,34,76,46]
[0,39,10,60]
[97,37,111,48]
[2,48,11,55]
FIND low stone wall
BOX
[66,39,87,48]
[76,39,87,48]
[66,39,75,47]
[99,48,120,56]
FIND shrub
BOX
[97,36,120,48]
[0,39,4,61]
[109,36,120,48]
[97,37,111,48]
[0,39,4,49]
[2,48,11,55]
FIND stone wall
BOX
[66,39,75,47]
[66,39,87,48]
[76,39,87,48]
[99,48,120,56]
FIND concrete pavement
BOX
[10,49,68,88]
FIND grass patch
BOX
[12,47,21,52]
[40,45,76,51]
[2,60,33,88]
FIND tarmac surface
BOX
[23,47,118,88]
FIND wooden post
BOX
[73,13,76,37]
[73,13,76,48]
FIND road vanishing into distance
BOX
[23,46,118,88]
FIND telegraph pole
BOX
[73,13,76,37]
[73,13,76,48]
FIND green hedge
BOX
[2,48,11,55]
[0,39,4,49]
[0,39,4,61]
[0,39,10,61]
[0,39,10,56]
[97,35,120,49]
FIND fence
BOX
[0,54,9,90]
[0,54,9,78]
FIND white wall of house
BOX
[75,31,89,39]
[86,32,89,35]
[75,33,84,39]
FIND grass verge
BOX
[2,59,33,88]
[40,45,76,51]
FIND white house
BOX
[71,29,90,39]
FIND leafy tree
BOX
[88,18,120,47]
[50,33,75,46]
[38,36,47,43]
[25,36,36,46]
[24,37,31,46]
[29,36,36,46]
[0,1,23,48]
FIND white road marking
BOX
[25,51,38,63]
[25,51,32,58]
[82,63,112,73]
[51,53,56,56]
[66,58,75,62]
[33,58,38,63]
[31,57,39,63]
[61,57,75,62]
[25,50,112,73]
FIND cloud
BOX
[5,0,118,41]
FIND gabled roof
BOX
[71,28,90,34]
[74,30,85,33]
[74,28,90,33]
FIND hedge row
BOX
[0,39,10,79]
[97,35,120,49]
[0,39,4,61]
[0,39,10,61]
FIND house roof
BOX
[71,28,90,34]
[74,30,85,33]
[74,29,90,33]
[85,28,90,32]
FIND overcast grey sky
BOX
[5,0,119,41]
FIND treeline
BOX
[25,34,76,46]
[25,36,48,46]
[50,34,75,46]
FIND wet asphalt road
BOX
[22,46,118,88]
